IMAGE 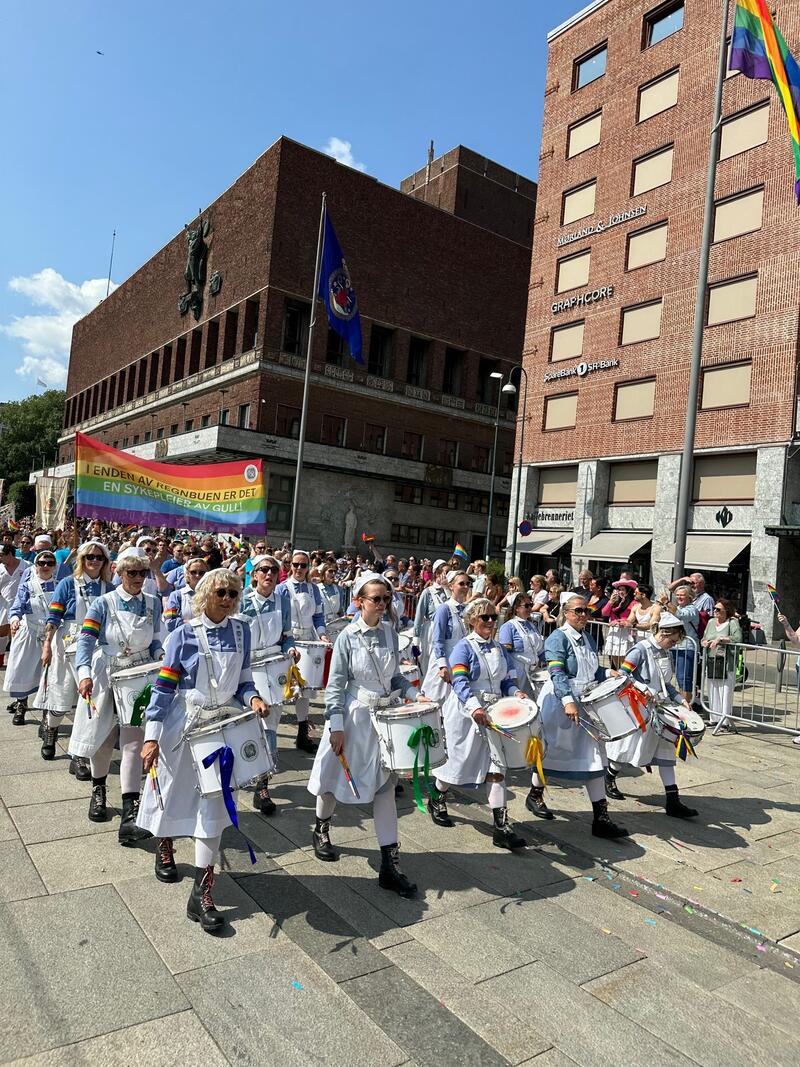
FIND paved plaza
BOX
[2,688,800,1066]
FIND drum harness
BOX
[180,617,245,740]
[26,575,51,643]
[347,627,401,710]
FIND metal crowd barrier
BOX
[697,638,800,736]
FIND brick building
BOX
[56,137,536,557]
[508,0,800,630]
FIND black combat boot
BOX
[591,798,630,839]
[155,837,179,882]
[312,817,338,861]
[253,776,277,816]
[665,784,698,819]
[605,770,626,801]
[88,780,108,822]
[427,791,454,827]
[378,843,417,897]
[186,866,225,933]
[40,724,59,760]
[525,786,554,819]
[118,793,151,845]
[295,720,318,753]
[492,806,527,849]
[11,701,27,726]
[69,756,91,781]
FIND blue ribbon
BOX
[202,745,257,865]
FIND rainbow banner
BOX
[730,0,800,202]
[74,432,266,535]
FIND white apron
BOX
[36,579,102,717]
[420,601,466,704]
[177,587,195,622]
[607,639,678,769]
[307,625,397,804]
[418,585,448,675]
[6,578,52,698]
[539,627,607,780]
[320,584,341,625]
[0,562,27,655]
[137,618,246,839]
[286,581,318,641]
[68,593,157,758]
[243,596,285,735]
[436,636,506,786]
[508,619,544,699]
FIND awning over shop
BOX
[573,531,652,563]
[655,535,751,572]
[508,531,573,555]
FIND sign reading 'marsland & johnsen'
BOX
[557,204,647,249]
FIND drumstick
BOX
[149,766,164,810]
[86,695,98,719]
[486,720,521,744]
[337,751,361,799]
[576,718,602,744]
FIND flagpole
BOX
[672,0,731,581]
[289,193,326,547]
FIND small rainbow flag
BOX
[767,582,780,606]
[361,532,375,543]
[453,543,469,563]
[7,519,19,532]
[730,1,800,202]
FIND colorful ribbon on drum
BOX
[283,663,306,701]
[130,683,152,728]
[674,721,698,762]
[524,736,546,787]
[622,684,649,733]
[201,745,257,864]
[406,724,438,812]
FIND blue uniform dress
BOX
[137,616,259,839]
[308,618,415,804]
[437,635,517,786]
[420,598,467,704]
[238,585,294,759]
[498,618,545,699]
[538,625,610,781]
[413,584,449,673]
[5,575,56,698]
[164,586,197,633]
[605,636,683,769]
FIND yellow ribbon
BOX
[283,662,306,700]
[524,736,546,787]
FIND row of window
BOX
[539,451,757,508]
[394,483,509,517]
[572,1,684,93]
[391,524,505,554]
[543,360,753,431]
[107,405,252,449]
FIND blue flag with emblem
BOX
[317,211,363,364]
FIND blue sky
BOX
[0,0,582,401]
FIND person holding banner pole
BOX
[279,550,330,753]
[71,548,163,845]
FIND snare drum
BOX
[400,662,421,688]
[325,617,349,641]
[251,649,293,705]
[296,640,330,689]
[654,703,706,748]
[398,631,412,655]
[528,668,550,700]
[580,676,651,742]
[187,711,274,796]
[485,697,541,770]
[371,701,446,777]
[109,662,161,726]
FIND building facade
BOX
[508,0,800,633]
[57,138,536,557]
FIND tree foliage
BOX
[0,390,65,487]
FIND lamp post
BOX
[485,371,504,560]
[504,364,528,578]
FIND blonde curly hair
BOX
[192,568,243,617]
[463,597,497,630]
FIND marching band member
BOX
[72,548,162,844]
[499,592,545,695]
[0,541,29,671]
[39,541,114,773]
[412,559,449,674]
[432,597,528,849]
[239,554,295,815]
[307,572,419,896]
[278,550,331,754]
[5,550,58,725]
[163,554,209,632]
[537,594,629,838]
[604,613,698,819]
[138,569,269,933]
[318,561,346,631]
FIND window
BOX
[437,439,458,466]
[219,408,229,426]
[394,484,422,505]
[133,434,140,445]
[700,362,752,410]
[472,445,490,473]
[320,413,346,446]
[429,489,458,509]
[367,325,393,378]
[184,420,193,433]
[638,68,679,122]
[363,423,386,454]
[266,472,295,531]
[477,357,501,404]
[283,300,310,356]
[426,528,458,549]
[556,249,591,294]
[201,414,211,428]
[567,111,602,158]
[160,345,172,387]
[550,321,585,362]
[713,187,764,243]
[174,337,186,382]
[632,144,673,195]
[242,298,259,351]
[169,424,178,436]
[538,465,579,505]
[406,336,428,387]
[544,393,577,431]
[122,437,129,448]
[644,2,684,48]
[401,431,423,461]
[573,43,607,90]
[693,453,756,502]
[326,329,347,366]
[626,221,668,270]
[204,320,219,368]
[238,404,251,429]
[276,404,301,438]
[720,102,769,161]
[144,430,152,443]
[462,492,489,514]
[562,180,596,226]
[621,300,663,345]
[443,347,465,395]
[608,460,658,504]
[707,275,757,326]
[222,308,238,361]
[391,524,421,545]
[614,379,656,421]
[189,329,202,375]
[156,428,164,440]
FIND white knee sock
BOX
[47,710,66,729]
[315,792,336,820]
[373,784,398,847]
[486,779,506,809]
[295,695,309,723]
[658,764,677,787]
[530,772,543,788]
[434,777,449,793]
[585,777,605,803]
[194,833,222,868]
[90,730,116,780]
[118,726,144,794]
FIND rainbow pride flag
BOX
[74,432,267,535]
[730,0,800,202]
[453,542,469,563]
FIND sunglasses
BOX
[477,613,497,622]
[291,561,308,568]
[214,589,238,600]
[187,569,208,577]
[21,541,33,547]
[143,545,156,552]
[37,559,56,566]
[256,565,279,574]
[362,594,393,604]
[568,607,588,615]
[125,569,149,578]
[83,554,105,562]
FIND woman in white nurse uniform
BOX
[5,550,58,726]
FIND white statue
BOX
[343,505,357,547]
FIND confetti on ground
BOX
[731,878,742,883]
[611,883,621,889]
[785,962,794,969]
[644,918,657,926]
[583,876,595,881]
[756,944,767,953]
[749,928,763,936]
[693,886,703,891]
[684,906,695,915]
[629,890,639,898]
[742,888,753,894]
[770,884,781,893]
[655,893,668,900]
[602,928,612,934]
[291,980,304,990]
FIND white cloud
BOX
[321,137,367,172]
[1,267,117,387]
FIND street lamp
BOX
[504,365,529,578]
[485,372,505,560]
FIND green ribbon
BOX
[130,683,152,728]
[407,724,438,813]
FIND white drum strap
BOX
[642,641,669,698]
[467,638,503,697]
[355,629,392,696]
[448,603,466,643]
[190,617,243,706]
[29,575,49,617]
